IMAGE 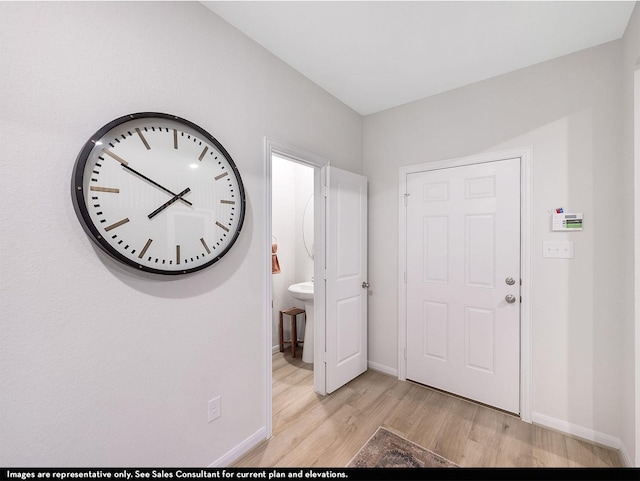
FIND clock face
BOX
[72,113,245,275]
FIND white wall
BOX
[621,3,640,466]
[364,40,628,449]
[1,0,637,468]
[0,2,361,466]
[271,156,314,349]
[294,168,315,286]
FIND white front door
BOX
[324,166,368,394]
[405,158,521,413]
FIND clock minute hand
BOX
[148,188,191,220]
[120,163,193,207]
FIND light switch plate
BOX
[543,241,574,259]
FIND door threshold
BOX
[406,379,520,418]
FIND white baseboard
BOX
[368,360,398,377]
[209,427,267,467]
[209,405,634,467]
[531,412,622,452]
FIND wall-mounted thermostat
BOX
[551,213,583,231]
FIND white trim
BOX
[314,165,327,396]
[634,67,640,468]
[264,138,330,420]
[531,412,622,451]
[519,148,533,423]
[267,137,330,170]
[397,147,533,423]
[397,171,408,382]
[263,139,273,440]
[619,441,633,468]
[368,361,398,377]
[208,427,267,467]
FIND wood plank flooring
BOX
[234,352,622,468]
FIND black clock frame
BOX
[71,112,246,275]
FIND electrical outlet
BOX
[208,396,221,423]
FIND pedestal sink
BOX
[288,281,314,363]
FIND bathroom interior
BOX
[271,154,315,367]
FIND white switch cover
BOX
[543,241,574,259]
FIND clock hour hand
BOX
[148,187,191,219]
[120,163,193,207]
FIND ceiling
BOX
[203,1,636,116]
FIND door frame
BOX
[397,147,532,422]
[263,138,329,438]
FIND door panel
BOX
[423,216,448,283]
[465,306,495,373]
[325,167,368,394]
[465,214,495,288]
[336,297,361,364]
[423,301,448,360]
[406,158,520,413]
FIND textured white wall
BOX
[271,157,314,348]
[1,0,636,468]
[294,166,315,286]
[272,157,297,349]
[363,40,627,446]
[0,2,361,466]
[621,3,640,466]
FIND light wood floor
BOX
[234,352,623,468]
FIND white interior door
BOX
[324,166,368,394]
[405,158,520,413]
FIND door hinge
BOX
[323,352,328,363]
[404,193,409,206]
[323,185,328,198]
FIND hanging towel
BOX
[272,243,281,274]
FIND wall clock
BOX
[71,112,246,275]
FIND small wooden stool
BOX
[279,307,306,358]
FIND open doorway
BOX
[271,155,315,363]
[264,139,328,438]
[263,139,369,438]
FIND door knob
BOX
[505,294,517,304]
[505,276,516,286]
[362,281,370,289]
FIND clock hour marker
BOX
[90,186,120,193]
[198,146,209,161]
[176,245,181,264]
[104,218,130,232]
[102,148,128,165]
[135,128,151,150]
[216,221,230,232]
[220,200,235,205]
[200,238,211,254]
[215,172,229,181]
[173,129,178,149]
[138,238,153,259]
